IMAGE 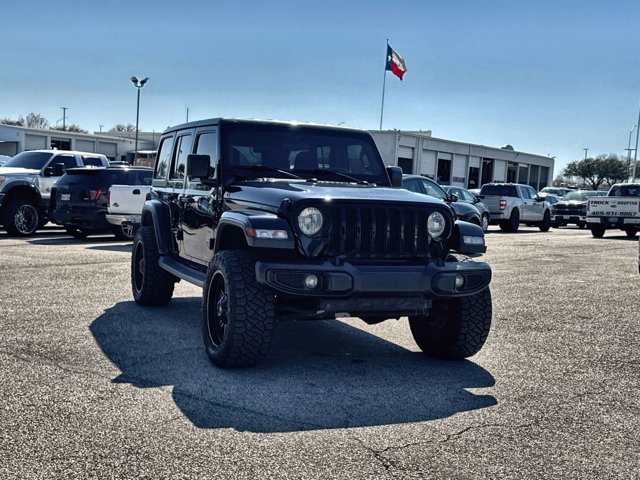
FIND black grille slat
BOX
[325,203,436,258]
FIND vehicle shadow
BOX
[90,300,497,433]
[27,235,124,246]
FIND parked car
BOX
[132,118,492,368]
[0,154,11,167]
[586,183,640,238]
[50,165,152,239]
[540,186,572,198]
[551,190,600,229]
[0,150,109,236]
[442,185,490,232]
[479,183,552,232]
[105,183,153,238]
[402,175,483,228]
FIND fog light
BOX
[454,274,465,289]
[304,274,319,289]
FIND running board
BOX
[158,256,206,288]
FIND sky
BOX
[2,0,640,175]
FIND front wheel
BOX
[2,200,40,236]
[409,287,492,359]
[131,226,176,305]
[481,214,490,232]
[590,225,606,238]
[539,210,551,232]
[202,250,275,368]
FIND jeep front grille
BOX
[326,204,433,258]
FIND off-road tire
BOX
[131,226,176,305]
[499,209,519,232]
[2,199,40,236]
[590,225,606,238]
[624,228,638,238]
[409,287,492,359]
[202,250,275,368]
[539,210,552,232]
[64,225,89,239]
[111,223,136,241]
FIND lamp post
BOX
[634,101,640,181]
[583,148,588,160]
[130,76,149,164]
[60,107,68,131]
[626,125,637,180]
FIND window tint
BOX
[403,179,422,193]
[155,136,174,180]
[419,178,447,200]
[171,135,193,181]
[51,155,78,171]
[480,185,518,197]
[3,151,53,169]
[610,185,640,196]
[461,189,476,202]
[521,187,532,199]
[82,156,104,167]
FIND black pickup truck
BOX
[131,118,493,367]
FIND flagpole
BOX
[379,39,388,130]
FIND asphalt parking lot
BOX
[1,225,638,479]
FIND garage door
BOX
[98,142,117,160]
[25,134,47,150]
[76,140,95,152]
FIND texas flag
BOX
[386,44,407,80]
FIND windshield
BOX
[2,151,53,170]
[563,191,596,202]
[222,123,389,185]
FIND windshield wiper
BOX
[235,165,302,179]
[293,168,369,185]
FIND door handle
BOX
[133,189,140,195]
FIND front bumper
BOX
[553,214,586,223]
[255,259,491,299]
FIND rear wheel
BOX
[481,214,490,232]
[202,250,275,368]
[409,287,492,359]
[499,209,519,232]
[590,225,606,238]
[2,199,40,236]
[111,223,136,241]
[131,226,176,305]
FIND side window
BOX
[527,187,538,199]
[170,134,193,182]
[195,131,218,170]
[420,179,447,200]
[154,136,174,181]
[82,156,103,167]
[521,187,532,199]
[403,179,422,193]
[51,155,78,171]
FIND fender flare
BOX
[449,220,486,255]
[0,181,42,209]
[140,199,174,255]
[215,211,295,252]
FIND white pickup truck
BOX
[106,184,152,238]
[479,182,552,232]
[586,183,640,238]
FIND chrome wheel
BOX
[15,203,39,235]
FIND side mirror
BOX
[186,154,210,178]
[386,166,403,188]
[44,163,64,177]
[448,193,459,203]
[534,194,542,202]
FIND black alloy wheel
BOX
[3,200,40,236]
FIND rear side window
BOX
[82,156,105,167]
[50,155,78,171]
[170,135,193,182]
[480,185,518,197]
[609,185,640,196]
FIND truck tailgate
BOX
[587,198,640,219]
[108,185,151,215]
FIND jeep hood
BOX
[226,180,449,211]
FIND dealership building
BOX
[370,130,554,190]
[0,123,554,190]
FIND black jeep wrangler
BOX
[131,119,492,367]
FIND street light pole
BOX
[634,101,640,182]
[626,125,636,180]
[130,76,149,164]
[583,148,589,160]
[60,107,68,131]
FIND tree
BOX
[552,174,565,187]
[109,123,136,133]
[563,154,628,190]
[0,117,24,126]
[51,124,88,133]
[23,112,50,129]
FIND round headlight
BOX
[427,211,446,239]
[298,207,324,236]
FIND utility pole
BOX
[634,101,640,181]
[99,124,104,133]
[583,148,588,160]
[626,125,636,181]
[60,107,68,131]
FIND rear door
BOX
[180,129,219,265]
